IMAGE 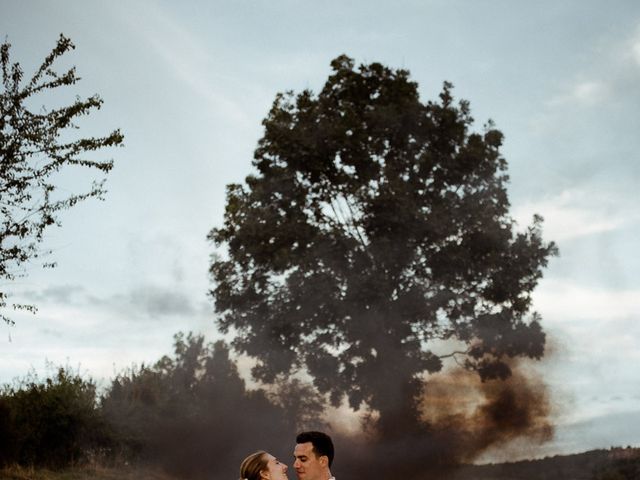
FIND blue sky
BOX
[1,0,639,459]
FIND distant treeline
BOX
[0,332,326,479]
[451,447,640,480]
[2,333,639,480]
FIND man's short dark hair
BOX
[296,431,334,467]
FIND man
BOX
[293,431,335,480]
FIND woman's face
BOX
[263,454,289,480]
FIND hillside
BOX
[451,447,640,480]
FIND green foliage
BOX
[1,335,325,477]
[210,55,557,437]
[102,332,325,479]
[0,367,107,468]
[0,34,123,325]
[592,453,640,480]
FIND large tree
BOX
[210,55,557,437]
[1,34,123,325]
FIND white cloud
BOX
[529,278,640,431]
[1,282,219,385]
[532,23,640,135]
[532,278,640,399]
[547,80,608,107]
[629,26,640,66]
[113,1,252,127]
[632,40,640,66]
[573,81,607,103]
[513,189,634,242]
[558,25,640,106]
[533,279,640,323]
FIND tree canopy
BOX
[0,34,123,325]
[102,332,325,478]
[209,55,557,436]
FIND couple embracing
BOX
[240,431,335,480]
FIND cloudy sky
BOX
[1,0,639,459]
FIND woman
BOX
[240,450,289,480]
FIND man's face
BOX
[293,442,325,480]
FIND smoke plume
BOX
[329,360,553,480]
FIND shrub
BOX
[0,367,108,468]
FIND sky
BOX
[1,0,639,460]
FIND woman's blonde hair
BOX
[239,450,268,480]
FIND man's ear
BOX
[319,455,328,468]
[260,469,271,480]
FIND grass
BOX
[0,464,179,480]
